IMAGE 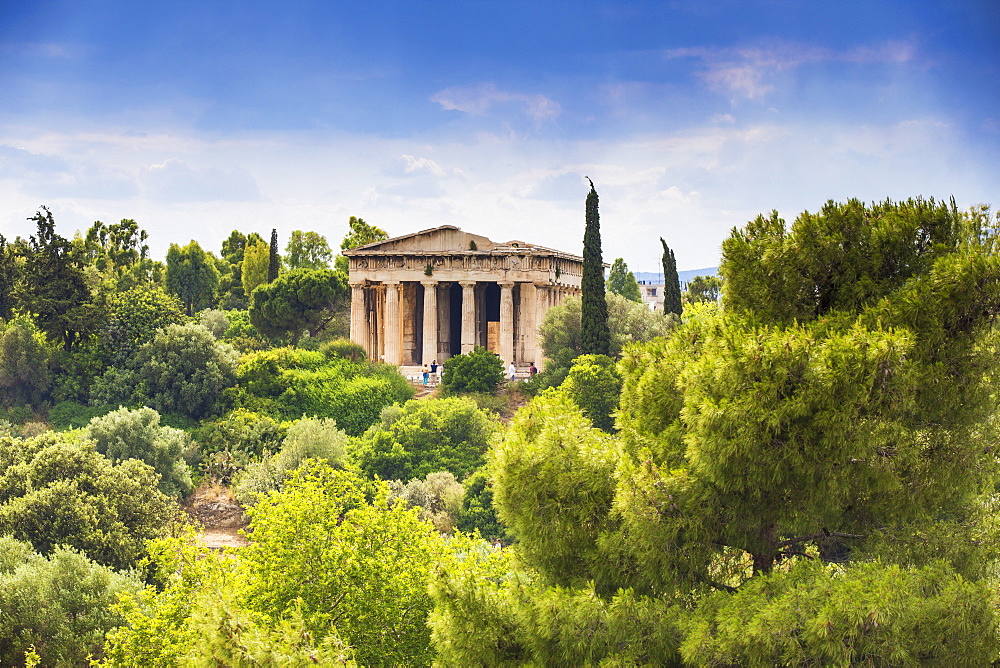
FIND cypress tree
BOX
[660,237,682,316]
[580,179,611,356]
[268,228,280,282]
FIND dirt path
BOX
[182,481,250,549]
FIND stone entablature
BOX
[344,225,584,369]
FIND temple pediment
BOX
[348,225,497,254]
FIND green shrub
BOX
[561,354,621,432]
[0,432,174,570]
[389,471,464,533]
[351,397,500,481]
[456,467,508,542]
[233,417,349,506]
[320,338,366,362]
[86,406,195,496]
[0,538,142,666]
[441,346,504,395]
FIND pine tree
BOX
[268,228,280,282]
[580,179,611,356]
[660,237,682,316]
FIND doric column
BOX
[460,280,476,354]
[499,281,514,366]
[384,281,401,365]
[349,281,368,357]
[421,280,438,365]
[438,283,451,360]
[534,283,549,371]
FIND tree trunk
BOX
[751,523,777,576]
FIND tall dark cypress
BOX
[660,237,682,316]
[268,228,280,282]
[580,179,611,356]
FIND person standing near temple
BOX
[508,361,516,381]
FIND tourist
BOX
[422,365,429,384]
[529,362,537,376]
[508,361,516,381]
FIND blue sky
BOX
[1,1,997,271]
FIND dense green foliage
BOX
[351,397,499,481]
[92,323,239,420]
[580,181,611,356]
[0,538,142,666]
[389,471,465,533]
[0,432,173,570]
[535,292,676,388]
[285,230,333,270]
[242,463,442,666]
[606,257,642,302]
[86,407,194,496]
[96,285,187,369]
[249,267,349,343]
[440,346,505,395]
[682,274,722,305]
[165,240,219,316]
[227,346,413,435]
[233,416,348,505]
[267,228,280,282]
[241,240,270,299]
[660,237,682,316]
[455,467,508,542]
[0,319,51,412]
[561,353,621,432]
[427,198,1000,663]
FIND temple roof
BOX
[344,225,584,262]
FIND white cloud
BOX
[666,39,919,101]
[431,83,561,121]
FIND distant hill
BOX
[634,267,718,285]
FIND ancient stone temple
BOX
[343,225,583,369]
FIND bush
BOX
[233,417,349,506]
[228,348,413,436]
[0,432,174,570]
[320,338,366,363]
[91,323,239,420]
[561,354,622,432]
[0,319,51,411]
[0,538,142,666]
[456,467,508,542]
[86,406,195,496]
[389,471,464,533]
[441,346,504,395]
[351,397,500,482]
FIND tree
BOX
[606,258,642,302]
[351,397,500,482]
[0,235,17,320]
[0,319,51,411]
[86,406,194,497]
[233,416,349,506]
[17,207,100,351]
[682,274,721,305]
[433,197,1000,663]
[0,538,142,666]
[336,216,388,273]
[580,180,611,355]
[536,292,676,388]
[240,463,442,666]
[241,240,270,299]
[91,323,239,420]
[389,471,465,533]
[165,240,219,316]
[0,431,174,570]
[249,268,349,343]
[285,230,333,270]
[95,284,186,369]
[659,237,682,316]
[268,228,280,282]
[217,230,253,309]
[440,346,505,395]
[76,218,156,292]
[561,353,621,432]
